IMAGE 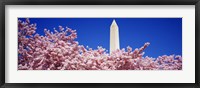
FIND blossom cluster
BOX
[18,18,182,70]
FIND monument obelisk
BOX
[110,19,120,54]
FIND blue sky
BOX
[18,18,182,58]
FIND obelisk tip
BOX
[111,19,118,28]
